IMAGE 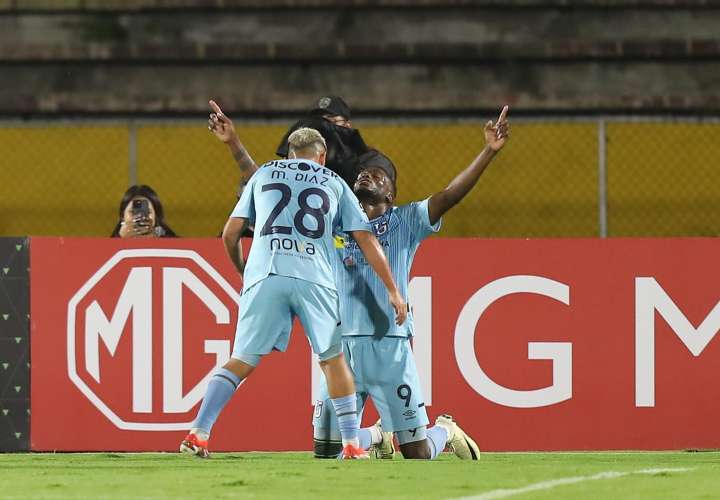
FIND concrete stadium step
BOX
[1,0,716,13]
[0,7,719,63]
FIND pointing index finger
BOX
[209,100,223,116]
[498,105,509,123]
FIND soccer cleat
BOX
[435,414,480,460]
[370,419,395,459]
[339,443,370,460]
[180,432,210,459]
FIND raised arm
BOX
[222,216,250,275]
[427,105,510,225]
[208,100,259,179]
[349,230,408,325]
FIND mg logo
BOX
[67,249,240,431]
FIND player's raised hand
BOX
[208,99,236,144]
[484,105,509,152]
[389,290,408,326]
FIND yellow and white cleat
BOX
[370,419,395,459]
[435,414,479,460]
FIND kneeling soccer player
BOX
[314,106,510,460]
[180,128,407,459]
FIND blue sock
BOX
[330,395,359,446]
[358,428,373,450]
[192,368,242,436]
[426,426,448,460]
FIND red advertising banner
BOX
[31,237,311,452]
[30,237,720,451]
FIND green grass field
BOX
[0,451,718,499]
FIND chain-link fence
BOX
[2,117,719,238]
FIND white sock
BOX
[190,428,210,441]
[434,420,454,441]
[343,437,360,448]
[367,425,383,445]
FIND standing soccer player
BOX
[181,128,407,459]
[313,106,510,460]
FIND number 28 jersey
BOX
[231,159,371,292]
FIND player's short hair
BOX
[287,127,327,156]
[358,149,396,183]
[358,149,397,197]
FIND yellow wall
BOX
[362,122,598,237]
[607,122,720,236]
[1,121,718,238]
[135,124,280,238]
[0,125,128,237]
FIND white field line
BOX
[452,467,695,500]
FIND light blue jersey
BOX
[231,159,370,292]
[335,198,441,337]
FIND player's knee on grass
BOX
[313,426,342,459]
[397,427,430,460]
[399,440,432,460]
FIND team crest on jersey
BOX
[373,220,389,236]
[343,256,356,267]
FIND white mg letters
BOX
[83,266,232,416]
[85,267,153,413]
[313,275,573,409]
[162,268,232,413]
[635,277,720,407]
[454,275,572,408]
[68,249,238,431]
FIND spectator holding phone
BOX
[111,185,177,238]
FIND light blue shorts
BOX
[313,336,429,437]
[232,275,342,360]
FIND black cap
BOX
[357,149,397,184]
[310,96,352,120]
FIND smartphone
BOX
[131,198,150,219]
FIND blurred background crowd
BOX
[1,0,719,238]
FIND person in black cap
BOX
[310,95,353,128]
[275,96,368,188]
